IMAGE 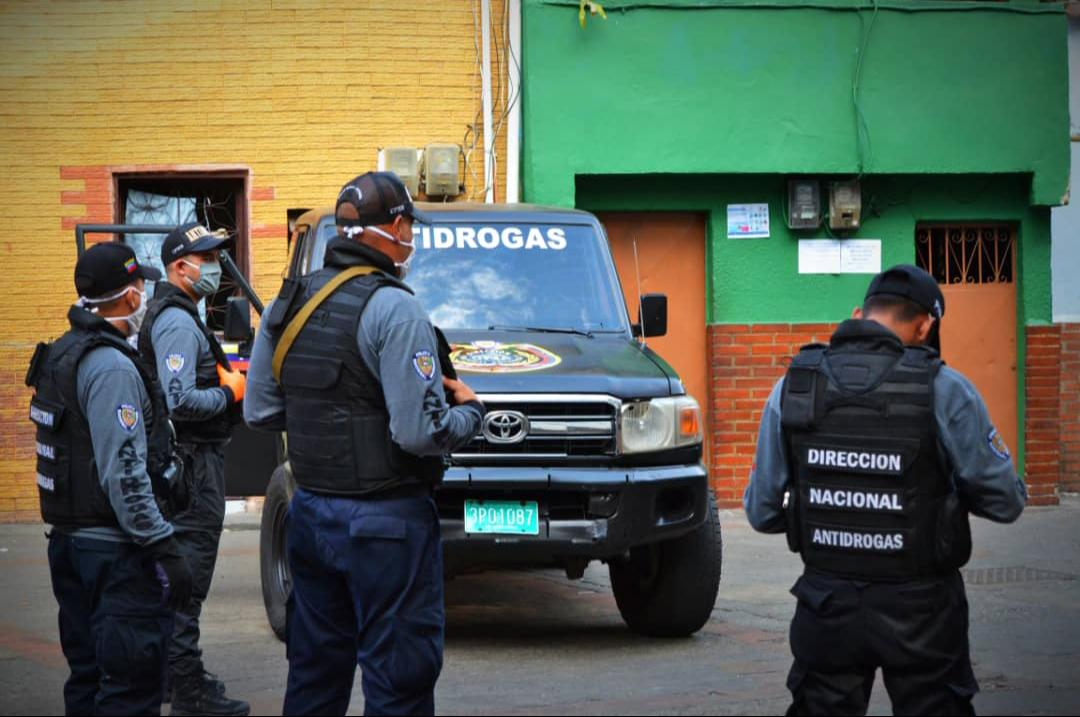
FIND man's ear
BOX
[914,315,934,345]
[852,306,864,320]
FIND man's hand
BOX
[217,364,246,403]
[442,376,479,406]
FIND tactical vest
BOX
[780,321,972,581]
[140,282,232,443]
[26,307,176,529]
[268,266,444,496]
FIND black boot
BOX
[170,673,250,716]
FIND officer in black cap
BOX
[26,242,193,714]
[138,223,250,715]
[244,172,485,716]
[744,264,1027,715]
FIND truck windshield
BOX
[311,218,629,333]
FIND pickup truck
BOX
[77,204,722,640]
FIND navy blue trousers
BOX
[282,488,444,717]
[786,570,978,716]
[47,531,172,716]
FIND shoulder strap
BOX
[271,265,378,382]
[780,345,826,431]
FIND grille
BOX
[455,396,619,459]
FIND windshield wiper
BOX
[488,324,595,338]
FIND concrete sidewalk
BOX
[0,498,1078,715]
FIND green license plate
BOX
[464,500,540,535]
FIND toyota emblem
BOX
[482,410,530,444]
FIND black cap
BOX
[160,222,230,266]
[335,172,430,229]
[74,242,161,298]
[865,264,945,320]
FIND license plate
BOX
[464,499,540,535]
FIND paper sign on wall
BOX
[798,240,881,274]
[727,203,770,239]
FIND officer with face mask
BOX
[244,172,485,716]
[744,265,1028,716]
[139,223,249,716]
[27,242,193,714]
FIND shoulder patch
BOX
[412,350,436,381]
[117,404,140,432]
[987,428,1011,462]
[165,353,185,374]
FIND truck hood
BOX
[442,330,678,399]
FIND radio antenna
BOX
[633,236,646,348]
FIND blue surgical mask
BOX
[182,259,222,297]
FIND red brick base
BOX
[707,324,837,508]
[1059,324,1080,493]
[1024,326,1061,505]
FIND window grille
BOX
[915,224,1014,285]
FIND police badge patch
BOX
[987,428,1010,462]
[412,350,436,381]
[165,353,185,374]
[117,404,139,432]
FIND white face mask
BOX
[344,224,416,278]
[81,286,147,337]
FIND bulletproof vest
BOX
[140,281,232,444]
[26,306,175,529]
[780,320,971,581]
[267,264,445,496]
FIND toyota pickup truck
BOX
[77,204,722,640]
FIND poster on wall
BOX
[727,203,770,239]
[798,239,882,274]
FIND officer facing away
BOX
[744,265,1027,716]
[139,223,250,716]
[244,172,485,716]
[26,242,193,715]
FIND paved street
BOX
[2,499,1079,716]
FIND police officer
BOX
[744,264,1027,716]
[244,172,485,716]
[27,242,193,715]
[140,222,250,716]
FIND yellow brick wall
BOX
[0,0,511,520]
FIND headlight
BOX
[619,396,702,455]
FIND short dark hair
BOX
[862,294,928,322]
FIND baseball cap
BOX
[74,242,161,298]
[335,172,430,229]
[160,222,230,266]
[865,264,945,320]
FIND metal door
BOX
[917,224,1019,458]
[601,212,710,450]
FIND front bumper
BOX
[435,463,709,566]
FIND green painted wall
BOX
[522,0,1070,208]
[577,171,1046,474]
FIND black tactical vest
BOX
[267,243,444,496]
[26,306,176,529]
[140,281,232,444]
[780,319,972,581]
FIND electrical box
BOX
[829,180,862,231]
[378,147,421,197]
[787,179,821,230]
[424,144,461,197]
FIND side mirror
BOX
[638,293,668,338]
[223,297,253,342]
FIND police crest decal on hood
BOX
[450,341,562,374]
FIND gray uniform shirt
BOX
[151,305,228,421]
[71,345,173,545]
[245,283,482,456]
[744,366,1027,534]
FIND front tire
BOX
[259,466,293,641]
[609,491,722,637]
